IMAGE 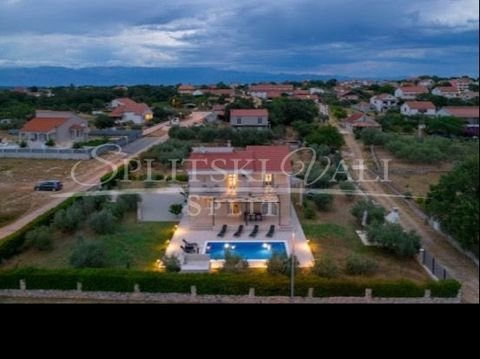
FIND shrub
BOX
[169,203,183,218]
[312,257,339,278]
[303,202,317,220]
[367,223,421,257]
[162,255,181,273]
[174,173,189,182]
[52,204,83,233]
[19,141,27,148]
[311,193,334,211]
[117,194,141,212]
[25,226,53,251]
[221,250,250,274]
[340,181,356,201]
[45,139,55,147]
[345,254,379,276]
[351,199,386,225]
[89,209,116,235]
[267,253,299,276]
[360,128,389,146]
[70,242,107,268]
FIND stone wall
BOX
[0,287,462,304]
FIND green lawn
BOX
[303,222,429,283]
[1,218,177,271]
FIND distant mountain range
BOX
[0,66,350,87]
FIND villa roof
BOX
[110,98,151,117]
[230,109,269,117]
[186,145,292,173]
[345,113,365,123]
[404,101,436,110]
[399,86,429,93]
[441,107,480,119]
[21,117,68,133]
[435,86,458,93]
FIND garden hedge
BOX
[0,197,78,261]
[0,268,461,298]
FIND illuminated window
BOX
[264,173,273,187]
[227,174,238,191]
[227,203,241,216]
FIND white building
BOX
[110,98,153,125]
[401,101,436,116]
[394,86,429,100]
[230,109,269,127]
[432,87,459,99]
[370,93,398,112]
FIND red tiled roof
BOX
[435,86,458,93]
[404,101,436,110]
[250,84,294,92]
[21,118,68,133]
[399,86,429,93]
[376,93,395,100]
[186,146,292,172]
[179,84,195,91]
[345,113,365,123]
[230,109,269,117]
[110,98,151,117]
[352,120,381,128]
[204,88,235,96]
[442,107,480,118]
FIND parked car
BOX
[34,180,63,192]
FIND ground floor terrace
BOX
[166,204,314,270]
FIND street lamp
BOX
[290,232,296,301]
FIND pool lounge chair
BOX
[266,225,275,238]
[233,225,244,238]
[249,225,259,238]
[217,224,228,238]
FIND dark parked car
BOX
[34,180,63,192]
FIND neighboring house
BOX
[178,84,196,95]
[339,91,359,101]
[450,78,471,93]
[192,90,204,97]
[432,87,459,98]
[110,98,153,125]
[185,145,293,230]
[437,107,480,125]
[293,90,319,101]
[370,93,398,112]
[230,109,269,127]
[418,79,435,88]
[394,86,429,99]
[249,84,294,99]
[203,88,235,97]
[309,87,325,95]
[461,91,479,101]
[401,101,436,116]
[212,104,226,119]
[19,110,89,147]
[437,106,480,137]
[344,113,380,131]
[352,101,373,113]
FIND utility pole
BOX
[290,232,296,301]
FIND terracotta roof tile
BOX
[21,118,68,133]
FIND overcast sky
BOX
[0,0,478,77]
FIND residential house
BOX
[19,110,89,147]
[370,93,398,112]
[185,145,293,230]
[450,78,472,93]
[212,104,226,119]
[204,88,235,97]
[418,79,435,88]
[339,91,359,102]
[110,98,153,125]
[344,112,380,131]
[352,101,373,113]
[230,109,269,128]
[401,101,436,116]
[309,87,326,95]
[437,106,480,137]
[394,86,429,99]
[461,91,479,101]
[249,84,294,99]
[432,87,459,98]
[178,84,196,95]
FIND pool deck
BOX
[166,205,314,269]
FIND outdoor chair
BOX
[266,225,275,238]
[249,225,259,238]
[217,224,228,237]
[234,225,244,237]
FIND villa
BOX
[109,98,153,124]
[166,145,314,271]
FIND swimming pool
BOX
[205,241,288,261]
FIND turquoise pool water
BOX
[205,242,287,260]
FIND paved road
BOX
[341,130,479,303]
[0,115,202,241]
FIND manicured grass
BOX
[303,222,430,283]
[1,218,177,271]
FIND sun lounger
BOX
[249,225,259,238]
[217,224,228,237]
[234,225,244,237]
[266,225,275,238]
